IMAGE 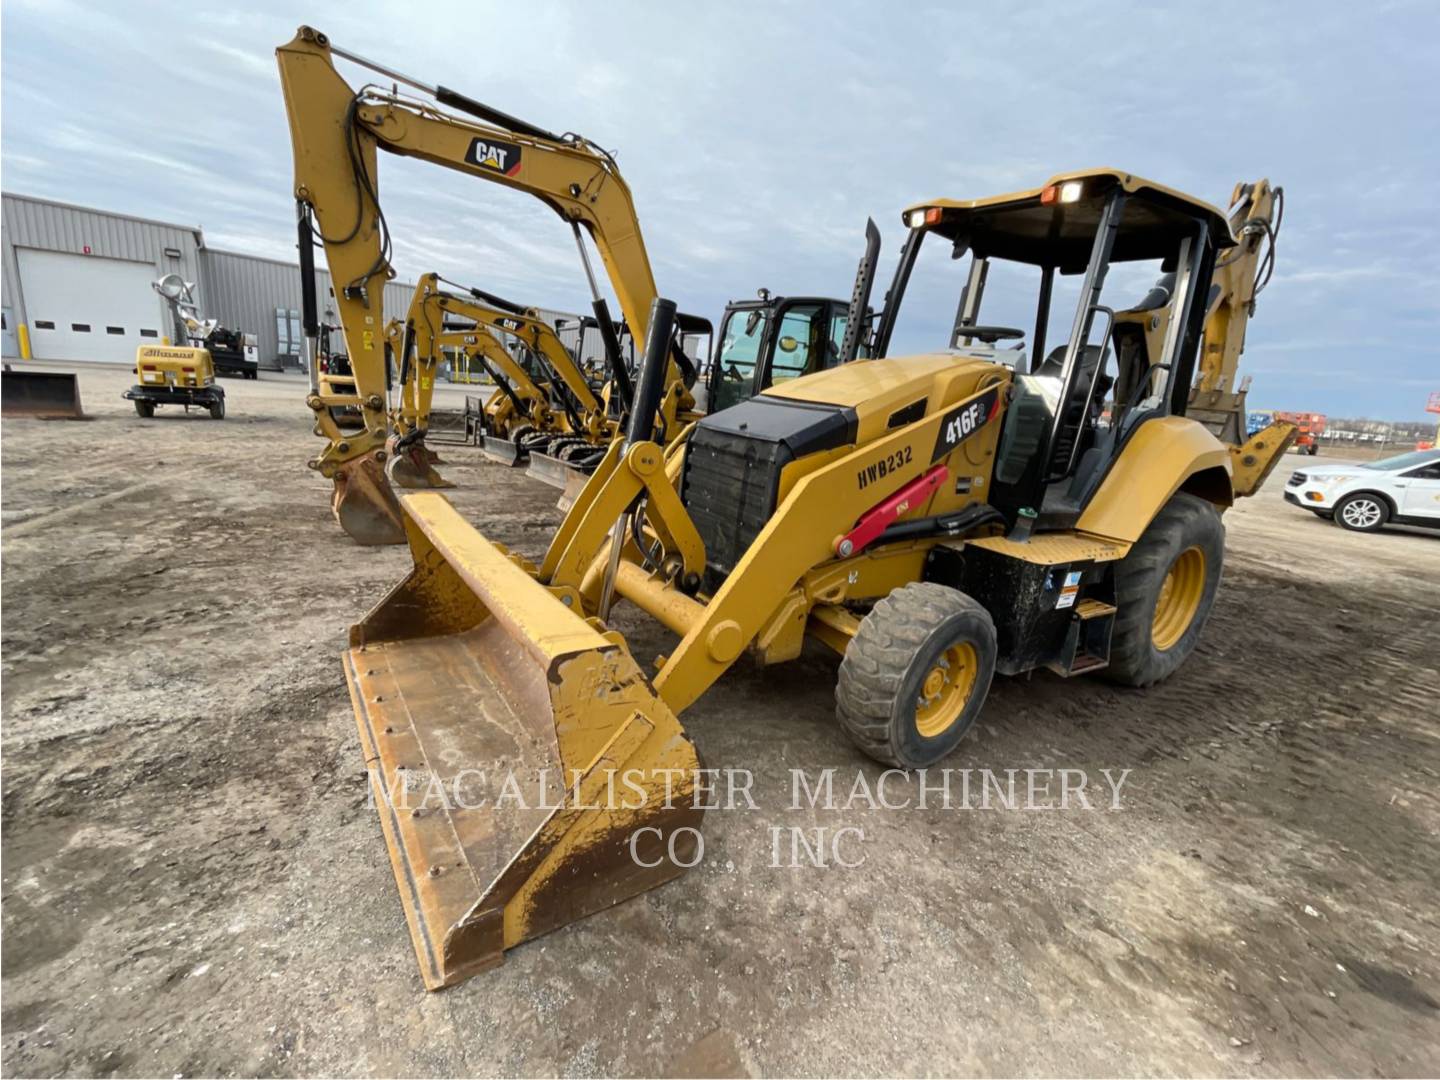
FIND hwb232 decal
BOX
[857,445,912,490]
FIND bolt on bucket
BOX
[330,455,407,546]
[346,491,704,989]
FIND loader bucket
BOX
[346,492,704,989]
[2,368,84,419]
[331,455,407,546]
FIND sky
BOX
[2,0,1438,420]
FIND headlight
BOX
[1322,474,1358,484]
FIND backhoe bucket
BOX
[332,455,407,546]
[387,438,455,490]
[2,368,84,419]
[346,492,704,989]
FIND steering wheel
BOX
[956,325,1025,344]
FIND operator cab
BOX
[873,170,1235,529]
[705,293,867,413]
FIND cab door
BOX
[761,301,827,390]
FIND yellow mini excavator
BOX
[396,274,617,472]
[278,28,700,544]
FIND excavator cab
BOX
[704,293,865,413]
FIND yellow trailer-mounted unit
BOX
[323,155,1288,988]
[121,276,227,420]
[278,27,698,545]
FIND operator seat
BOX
[1036,344,1113,473]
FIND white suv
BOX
[1284,449,1440,532]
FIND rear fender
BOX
[1076,417,1231,544]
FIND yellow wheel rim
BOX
[915,641,979,738]
[1151,545,1206,651]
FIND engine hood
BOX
[761,353,1007,443]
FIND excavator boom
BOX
[276,26,689,543]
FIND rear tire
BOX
[835,582,997,768]
[134,399,155,418]
[1106,493,1225,687]
[209,397,226,420]
[1334,492,1388,532]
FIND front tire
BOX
[835,582,997,768]
[1334,492,1387,532]
[1106,493,1225,687]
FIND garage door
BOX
[16,249,166,364]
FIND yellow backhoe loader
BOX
[327,152,1289,988]
[278,28,699,544]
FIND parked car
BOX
[1284,449,1440,532]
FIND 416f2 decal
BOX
[930,386,1001,462]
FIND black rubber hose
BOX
[877,503,1006,545]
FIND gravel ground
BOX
[2,364,1437,1077]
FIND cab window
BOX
[712,308,767,411]
[769,304,824,383]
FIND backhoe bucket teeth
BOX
[387,441,455,490]
[332,455,407,546]
[482,434,525,466]
[346,492,704,990]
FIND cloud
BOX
[3,0,1439,418]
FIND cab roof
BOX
[904,169,1235,272]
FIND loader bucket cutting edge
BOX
[346,491,704,989]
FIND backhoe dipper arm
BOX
[1197,179,1281,395]
[1185,179,1292,495]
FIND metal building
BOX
[2,193,205,363]
[2,191,413,369]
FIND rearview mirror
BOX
[778,335,799,353]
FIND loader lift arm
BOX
[277,25,690,543]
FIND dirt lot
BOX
[3,364,1438,1078]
